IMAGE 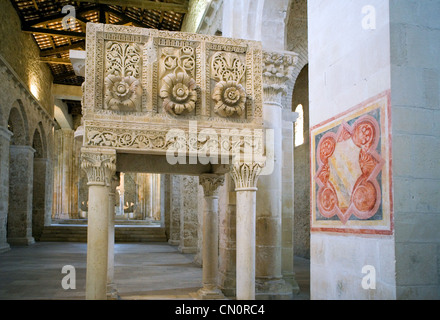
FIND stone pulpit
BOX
[80,23,267,300]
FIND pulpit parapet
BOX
[81,23,265,163]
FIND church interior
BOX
[0,0,439,301]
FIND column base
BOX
[192,287,227,300]
[255,278,293,300]
[0,243,11,254]
[107,283,120,300]
[168,239,179,246]
[283,274,301,295]
[7,237,35,246]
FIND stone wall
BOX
[390,0,440,299]
[0,0,54,115]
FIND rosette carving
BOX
[212,80,246,117]
[160,72,197,115]
[104,75,142,112]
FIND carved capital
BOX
[230,161,265,191]
[199,174,225,197]
[80,148,117,186]
[262,50,298,104]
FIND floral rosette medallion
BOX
[212,80,246,117]
[160,72,197,116]
[104,75,142,112]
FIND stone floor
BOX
[0,242,310,300]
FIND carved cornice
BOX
[262,50,298,105]
[199,174,225,197]
[80,148,117,186]
[230,160,265,191]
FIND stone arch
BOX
[7,102,27,146]
[222,0,291,51]
[292,64,310,259]
[32,122,47,159]
[283,0,308,107]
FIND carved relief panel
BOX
[104,41,143,112]
[82,23,265,156]
[155,38,201,117]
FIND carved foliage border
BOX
[84,122,264,156]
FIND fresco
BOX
[310,91,393,234]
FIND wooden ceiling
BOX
[11,0,189,86]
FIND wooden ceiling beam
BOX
[22,26,86,39]
[23,7,93,28]
[40,42,85,57]
[40,57,72,65]
[74,0,189,13]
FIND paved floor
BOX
[0,242,310,300]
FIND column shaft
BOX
[236,189,257,300]
[197,174,225,299]
[8,145,35,245]
[86,185,109,300]
[81,147,116,300]
[231,161,264,300]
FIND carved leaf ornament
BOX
[104,42,142,112]
[211,52,247,117]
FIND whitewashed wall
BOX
[308,0,396,300]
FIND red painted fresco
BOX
[314,115,385,224]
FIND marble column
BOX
[254,50,297,299]
[0,126,12,253]
[230,160,265,300]
[107,174,120,300]
[8,145,35,246]
[197,174,225,299]
[81,147,116,300]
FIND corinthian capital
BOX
[262,50,298,104]
[80,147,117,186]
[199,174,225,197]
[230,160,265,191]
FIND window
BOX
[295,104,304,147]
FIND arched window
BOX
[295,104,304,147]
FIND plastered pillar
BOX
[231,160,265,300]
[81,147,116,300]
[196,174,225,299]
